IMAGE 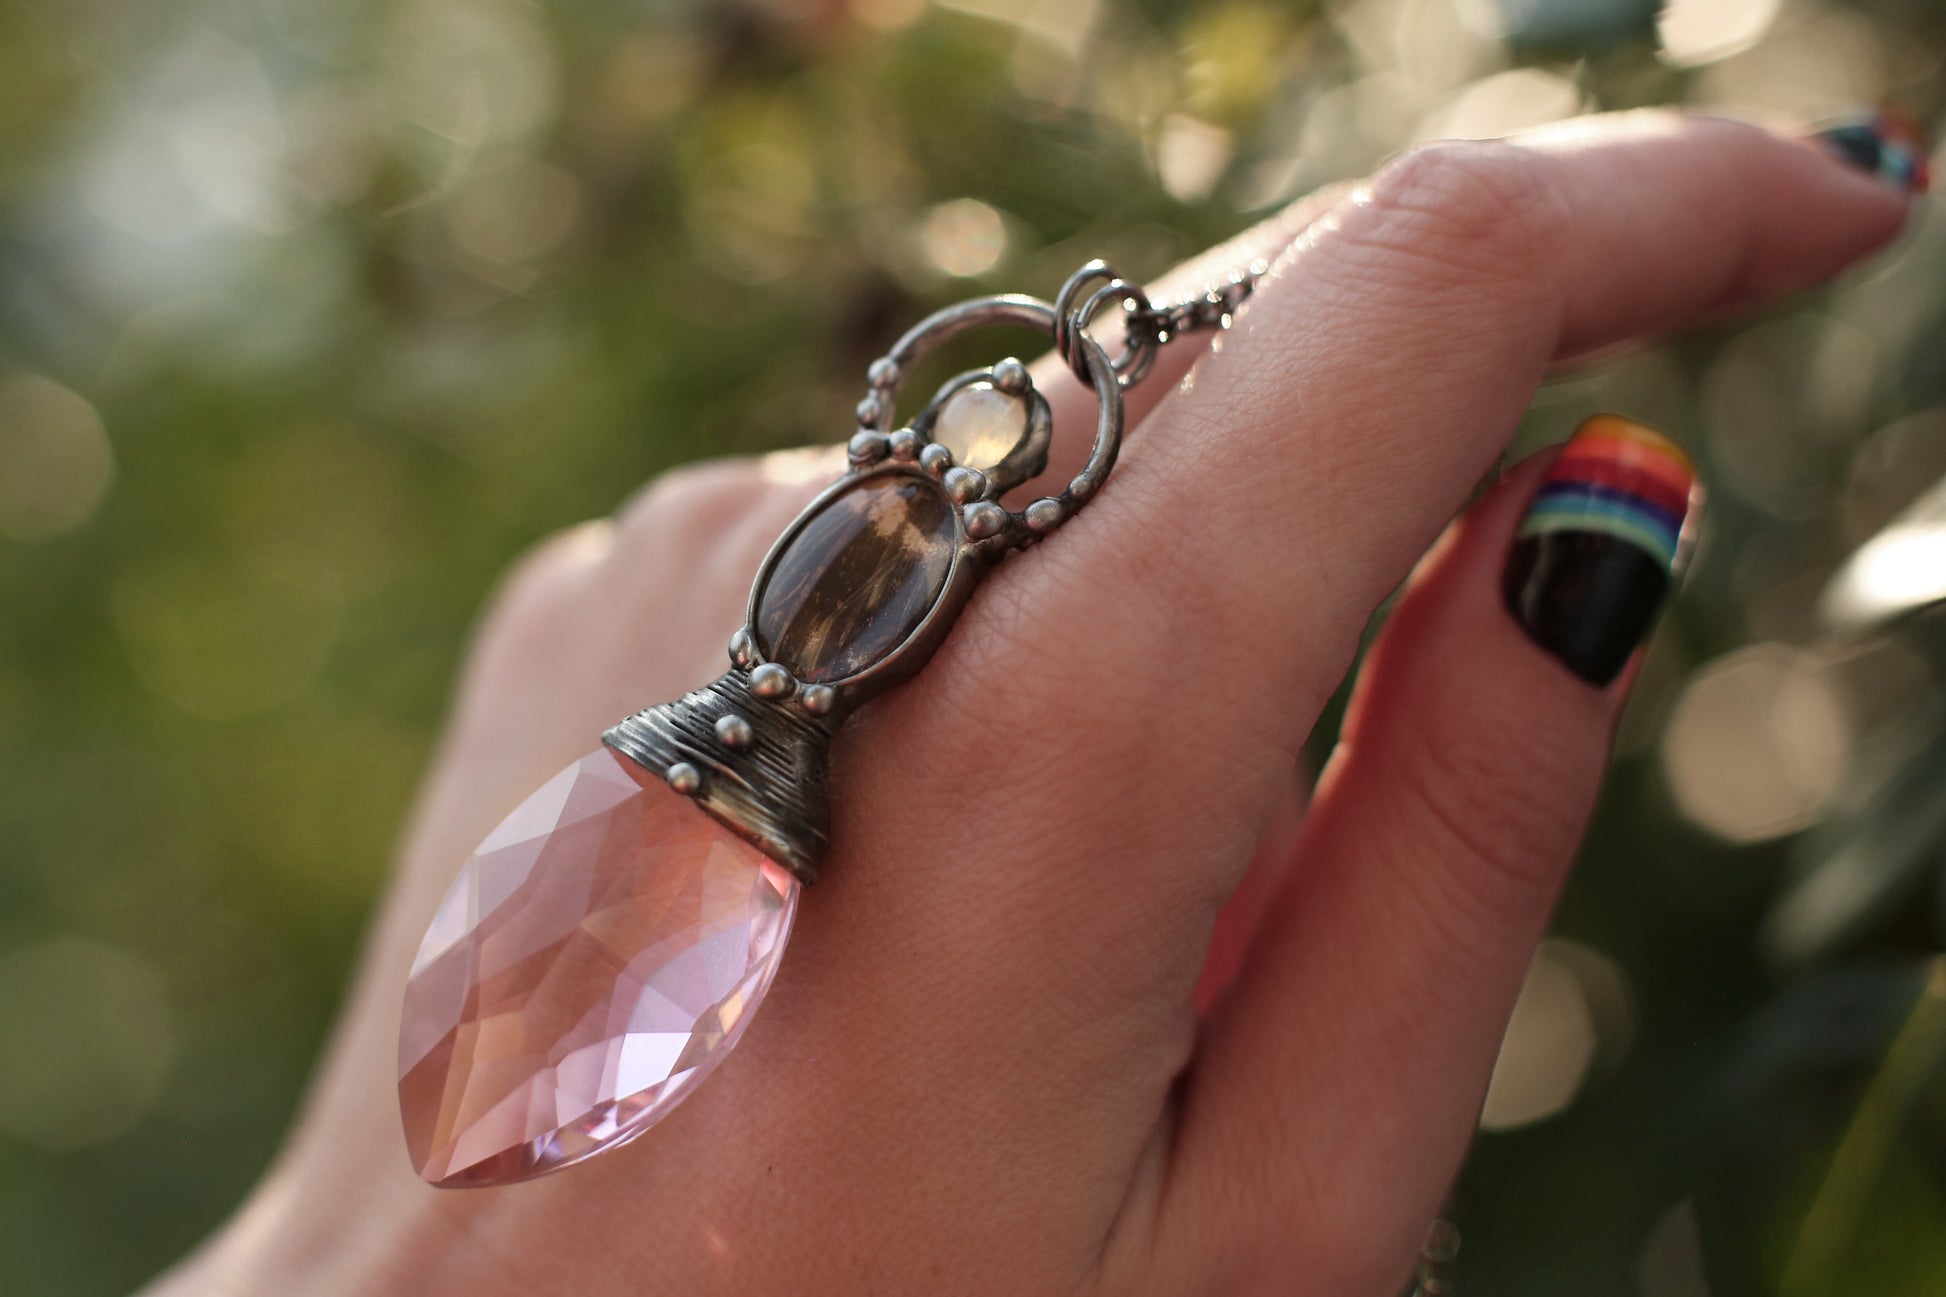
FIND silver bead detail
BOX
[867,357,901,388]
[800,683,836,715]
[1024,497,1064,533]
[964,501,1007,540]
[889,428,921,461]
[849,430,889,463]
[943,466,987,503]
[728,627,759,667]
[992,357,1031,396]
[749,662,794,699]
[666,762,701,795]
[855,394,885,426]
[919,443,953,475]
[714,714,755,748]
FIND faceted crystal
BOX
[929,383,1027,470]
[398,748,799,1187]
[755,474,956,682]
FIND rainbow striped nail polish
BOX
[1816,109,1932,193]
[1503,416,1700,686]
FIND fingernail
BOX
[1503,416,1701,687]
[1814,108,1932,193]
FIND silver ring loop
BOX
[1075,280,1158,389]
[1055,332,1123,516]
[869,295,1057,433]
[1053,259,1123,387]
[854,287,1124,542]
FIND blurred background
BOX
[1,0,1943,1292]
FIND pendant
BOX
[396,262,1257,1186]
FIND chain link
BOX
[1128,256,1271,350]
[1051,257,1271,392]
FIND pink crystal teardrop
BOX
[398,747,799,1187]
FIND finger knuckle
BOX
[1347,139,1570,287]
[1389,724,1588,941]
[457,520,611,712]
[612,456,766,544]
[487,522,606,632]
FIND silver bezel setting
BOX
[604,277,1144,884]
[907,368,1053,498]
[738,461,979,717]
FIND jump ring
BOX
[1075,280,1158,389]
[1053,259,1123,387]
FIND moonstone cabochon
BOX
[930,383,1027,470]
[398,747,799,1187]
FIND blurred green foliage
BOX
[1,1,1944,1293]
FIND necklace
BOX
[396,258,1265,1188]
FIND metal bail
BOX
[602,670,838,884]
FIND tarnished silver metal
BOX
[1076,276,1158,387]
[603,258,1264,884]
[908,368,1052,498]
[605,674,838,882]
[1052,260,1124,386]
[714,713,754,749]
[748,662,793,699]
[964,500,1007,540]
[943,466,986,503]
[848,429,888,465]
[1024,497,1064,534]
[1125,257,1272,349]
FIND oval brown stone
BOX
[755,474,957,683]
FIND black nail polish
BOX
[1503,416,1699,686]
[1815,109,1932,193]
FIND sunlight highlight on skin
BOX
[759,444,848,485]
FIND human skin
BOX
[144,112,1914,1295]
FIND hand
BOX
[148,112,1914,1296]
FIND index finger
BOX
[824,108,1911,1185]
[928,111,1909,843]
